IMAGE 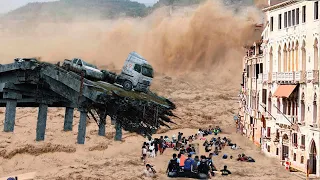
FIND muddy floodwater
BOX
[0,74,300,180]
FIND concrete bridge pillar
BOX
[4,100,17,132]
[63,107,74,131]
[111,117,116,125]
[114,121,122,141]
[77,109,87,144]
[98,112,107,136]
[98,122,106,136]
[36,103,48,141]
[3,91,21,132]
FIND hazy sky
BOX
[0,0,159,14]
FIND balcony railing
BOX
[261,71,311,83]
[294,71,306,83]
[283,139,289,145]
[307,70,319,83]
[300,144,305,150]
[244,54,263,64]
[276,114,297,126]
[287,72,294,81]
[263,73,268,83]
[276,72,295,82]
[276,72,285,81]
[272,72,277,82]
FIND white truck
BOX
[62,58,104,80]
[62,52,154,92]
[115,52,153,92]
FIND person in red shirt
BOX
[178,153,186,169]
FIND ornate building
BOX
[240,0,320,176]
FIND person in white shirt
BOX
[197,129,204,138]
[143,164,156,177]
[149,143,155,158]
[142,145,147,165]
[146,136,153,146]
[231,144,239,150]
[172,134,176,143]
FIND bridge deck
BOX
[0,60,175,144]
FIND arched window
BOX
[283,98,287,114]
[270,47,273,73]
[301,101,305,122]
[291,41,295,71]
[302,40,306,71]
[314,38,318,70]
[288,43,291,71]
[268,91,272,114]
[295,40,299,71]
[313,93,317,125]
[278,45,281,72]
[301,93,305,123]
[288,101,291,115]
[292,100,295,116]
[284,43,287,72]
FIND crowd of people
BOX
[164,128,234,179]
[141,136,168,166]
[141,126,255,179]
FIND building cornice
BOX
[262,0,299,12]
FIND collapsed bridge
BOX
[0,59,176,144]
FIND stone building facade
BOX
[240,0,320,176]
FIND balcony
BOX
[276,72,295,82]
[300,144,305,150]
[307,70,319,83]
[244,54,263,64]
[276,114,297,126]
[272,72,277,82]
[262,71,309,84]
[282,139,289,145]
[294,71,306,83]
[262,136,271,142]
[286,72,295,81]
[276,72,284,81]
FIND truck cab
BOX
[117,52,153,91]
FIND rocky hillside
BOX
[0,0,256,23]
[153,0,206,7]
[1,0,148,22]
